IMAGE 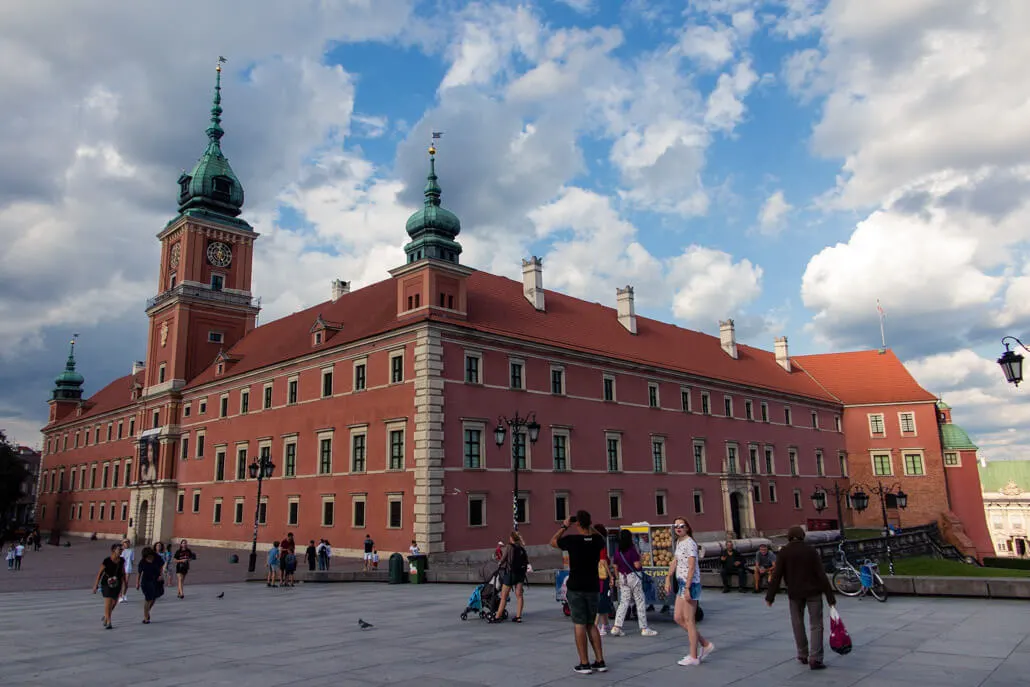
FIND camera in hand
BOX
[568,516,577,524]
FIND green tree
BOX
[0,431,31,536]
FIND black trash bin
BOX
[408,554,428,584]
[389,552,407,584]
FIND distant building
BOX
[4,445,41,526]
[979,460,1030,558]
[793,352,993,560]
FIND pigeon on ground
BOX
[217,592,224,599]
[358,619,374,629]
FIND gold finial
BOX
[428,144,436,156]
[216,55,227,72]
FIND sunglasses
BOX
[674,525,687,529]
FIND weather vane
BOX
[429,130,443,156]
[217,55,227,72]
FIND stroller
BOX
[460,562,508,621]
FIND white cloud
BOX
[678,24,737,69]
[757,190,792,234]
[438,4,542,91]
[668,246,763,324]
[555,0,596,13]
[704,59,758,132]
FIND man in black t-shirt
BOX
[551,509,608,675]
[363,535,375,571]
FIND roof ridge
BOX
[790,358,844,404]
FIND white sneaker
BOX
[641,628,658,637]
[598,625,608,636]
[119,595,127,602]
[677,656,700,667]
[609,626,625,636]
[701,642,715,661]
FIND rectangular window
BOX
[554,494,568,522]
[468,495,485,527]
[106,424,113,442]
[236,447,248,480]
[288,499,299,527]
[701,392,711,415]
[95,427,101,443]
[515,496,528,524]
[761,402,769,422]
[152,410,160,428]
[655,491,667,517]
[112,463,120,487]
[319,437,333,474]
[90,465,97,489]
[834,416,842,432]
[264,384,273,409]
[724,396,733,417]
[322,369,333,398]
[509,360,524,390]
[181,436,190,460]
[652,438,666,473]
[123,461,132,487]
[388,429,404,470]
[258,498,267,525]
[513,432,527,470]
[553,433,568,471]
[693,491,704,515]
[603,376,615,402]
[606,435,621,472]
[769,483,778,503]
[129,418,135,435]
[681,388,691,412]
[391,354,404,383]
[752,484,761,503]
[648,383,659,408]
[609,493,622,520]
[351,433,367,473]
[693,442,706,474]
[899,412,916,434]
[213,499,222,525]
[352,496,366,528]
[176,491,185,513]
[726,446,738,474]
[198,400,206,414]
[551,367,565,395]
[117,422,123,439]
[284,442,297,477]
[873,453,892,476]
[192,491,201,513]
[89,503,96,520]
[765,447,774,474]
[240,390,249,414]
[749,446,759,474]
[789,449,798,476]
[944,452,960,467]
[784,407,792,425]
[463,428,483,469]
[464,354,480,384]
[793,489,802,510]
[234,499,244,524]
[904,453,925,476]
[388,496,403,529]
[811,410,819,429]
[816,451,825,476]
[215,450,225,481]
[102,464,109,488]
[197,433,205,458]
[745,400,753,420]
[288,378,298,404]
[869,414,885,436]
[839,453,849,477]
[220,395,228,418]
[354,362,367,391]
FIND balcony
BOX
[146,284,260,311]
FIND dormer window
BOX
[216,362,224,376]
[212,176,232,201]
[179,176,191,197]
[314,331,323,345]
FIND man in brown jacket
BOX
[765,526,836,670]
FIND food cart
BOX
[616,522,675,613]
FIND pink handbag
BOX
[829,606,852,655]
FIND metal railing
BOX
[146,284,260,310]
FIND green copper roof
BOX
[936,400,951,410]
[941,423,977,450]
[978,460,1030,493]
[176,64,246,221]
[404,148,462,264]
[52,337,84,401]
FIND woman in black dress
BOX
[135,547,165,623]
[173,539,194,599]
[92,543,126,629]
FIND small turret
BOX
[403,143,463,264]
[51,336,84,402]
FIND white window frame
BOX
[462,421,486,469]
[815,450,825,477]
[158,363,167,384]
[464,351,482,385]
[240,389,250,414]
[352,493,367,528]
[321,366,334,398]
[655,490,668,517]
[515,493,529,525]
[834,415,842,432]
[811,410,819,429]
[287,497,300,527]
[286,375,299,405]
[692,490,704,515]
[793,488,803,510]
[386,422,406,471]
[651,435,666,473]
[468,493,487,528]
[263,383,273,409]
[605,432,623,472]
[554,492,569,522]
[508,358,525,390]
[898,411,917,435]
[701,391,711,415]
[195,430,206,459]
[258,497,269,526]
[693,440,707,474]
[321,495,336,527]
[868,413,886,436]
[902,451,926,476]
[871,452,893,477]
[764,446,775,475]
[552,428,571,472]
[192,489,201,513]
[387,493,403,529]
[353,358,368,391]
[219,393,229,418]
[768,482,778,503]
[784,406,792,425]
[608,491,623,520]
[839,452,849,477]
[283,437,298,478]
[317,430,334,475]
[648,382,660,408]
[207,330,224,344]
[213,447,227,482]
[233,497,245,524]
[944,451,961,468]
[724,395,734,418]
[748,444,759,474]
[213,497,223,525]
[726,443,739,474]
[761,402,769,422]
[745,399,753,421]
[350,427,368,474]
[550,365,566,395]
[390,350,405,384]
[680,386,691,412]
[603,375,617,402]
[788,448,798,476]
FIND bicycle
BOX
[831,542,888,602]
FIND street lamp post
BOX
[810,480,859,542]
[246,453,275,573]
[494,412,541,532]
[998,336,1029,386]
[849,481,908,575]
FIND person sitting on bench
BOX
[719,541,747,592]
[753,543,777,593]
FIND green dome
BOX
[936,400,952,410]
[177,66,244,218]
[52,338,84,402]
[403,150,462,265]
[941,423,977,450]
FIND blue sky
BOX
[1,0,1028,461]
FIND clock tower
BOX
[144,61,260,395]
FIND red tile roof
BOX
[186,269,837,403]
[793,350,937,405]
[50,371,144,427]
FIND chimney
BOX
[521,257,545,311]
[617,286,637,334]
[774,336,791,372]
[131,361,145,375]
[331,279,350,302]
[719,319,738,359]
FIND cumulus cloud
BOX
[757,190,792,234]
[668,246,763,324]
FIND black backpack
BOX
[510,545,529,575]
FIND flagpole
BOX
[877,299,886,350]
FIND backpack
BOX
[510,545,529,576]
[285,553,297,569]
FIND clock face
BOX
[169,243,181,269]
[206,241,232,268]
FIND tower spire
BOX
[206,57,227,149]
[424,143,442,206]
[51,333,84,401]
[403,138,463,264]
